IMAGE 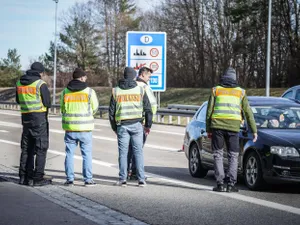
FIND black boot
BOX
[19,176,25,185]
[213,184,225,192]
[24,179,34,186]
[227,184,239,193]
[34,178,52,186]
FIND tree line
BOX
[1,0,300,88]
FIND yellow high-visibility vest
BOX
[16,79,47,114]
[61,87,95,131]
[136,81,157,115]
[211,86,245,121]
[113,86,144,122]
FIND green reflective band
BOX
[62,120,94,124]
[214,103,240,108]
[213,110,241,115]
[63,113,93,117]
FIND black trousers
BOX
[19,122,49,180]
[127,132,147,174]
[212,129,239,185]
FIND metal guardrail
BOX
[167,104,200,111]
[0,101,198,126]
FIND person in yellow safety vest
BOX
[60,68,99,187]
[16,62,52,186]
[206,67,258,193]
[109,67,153,187]
[127,66,158,180]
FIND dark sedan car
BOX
[183,97,300,190]
[281,85,300,101]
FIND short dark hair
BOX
[138,66,153,76]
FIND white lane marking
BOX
[0,121,21,128]
[0,111,20,116]
[1,138,300,216]
[0,121,179,152]
[0,111,184,136]
[0,130,8,133]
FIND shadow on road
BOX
[2,166,300,194]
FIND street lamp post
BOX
[266,0,272,97]
[53,0,58,104]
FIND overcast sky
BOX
[0,0,160,70]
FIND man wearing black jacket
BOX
[109,67,153,187]
[16,62,51,186]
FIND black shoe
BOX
[34,179,52,186]
[115,180,127,187]
[24,179,34,186]
[19,176,25,185]
[227,184,239,193]
[138,181,146,187]
[212,184,225,192]
[84,180,97,187]
[64,180,74,186]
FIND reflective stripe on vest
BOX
[62,87,94,131]
[16,80,47,113]
[136,81,158,115]
[211,86,245,121]
[113,86,144,122]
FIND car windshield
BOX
[251,106,300,129]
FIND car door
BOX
[197,104,215,167]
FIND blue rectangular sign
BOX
[126,31,167,92]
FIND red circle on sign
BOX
[150,48,159,57]
[150,62,159,72]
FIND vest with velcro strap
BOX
[136,81,158,115]
[212,86,245,121]
[16,79,47,114]
[62,87,94,131]
[113,86,144,122]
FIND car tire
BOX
[189,143,208,178]
[243,151,265,190]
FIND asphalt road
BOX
[0,109,300,225]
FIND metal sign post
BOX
[126,31,167,92]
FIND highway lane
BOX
[0,109,300,225]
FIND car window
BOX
[251,106,300,129]
[196,104,207,122]
[282,91,293,99]
[295,90,300,100]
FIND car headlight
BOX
[270,146,300,157]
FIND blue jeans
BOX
[117,122,145,182]
[64,131,93,182]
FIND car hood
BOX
[258,129,300,148]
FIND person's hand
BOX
[253,133,258,142]
[207,132,212,139]
[144,127,150,136]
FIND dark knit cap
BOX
[222,67,237,81]
[123,67,137,80]
[31,62,45,73]
[73,68,86,79]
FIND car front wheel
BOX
[244,151,265,190]
[189,143,208,178]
